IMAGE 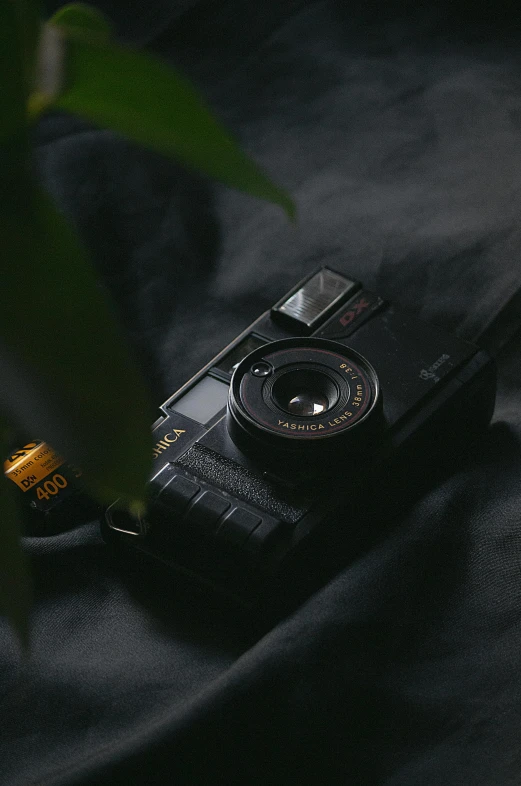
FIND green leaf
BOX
[0,178,154,506]
[13,0,42,94]
[0,0,37,648]
[48,30,295,218]
[0,0,152,646]
[50,3,111,41]
[0,1,29,144]
[0,417,31,650]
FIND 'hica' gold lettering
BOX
[152,430,186,459]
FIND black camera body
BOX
[104,268,496,610]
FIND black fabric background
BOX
[3,1,521,783]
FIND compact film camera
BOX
[100,267,496,608]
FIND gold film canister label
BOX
[3,442,66,492]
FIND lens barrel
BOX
[227,338,382,462]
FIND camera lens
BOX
[271,369,339,416]
[288,393,328,417]
[227,337,382,461]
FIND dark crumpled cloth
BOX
[3,2,521,783]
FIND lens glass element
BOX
[287,392,329,417]
[272,369,339,417]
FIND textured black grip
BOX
[175,443,310,524]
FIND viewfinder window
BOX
[171,375,230,425]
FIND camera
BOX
[100,267,496,611]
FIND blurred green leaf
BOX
[0,178,154,505]
[0,1,154,646]
[13,0,42,93]
[47,29,295,218]
[0,1,29,145]
[0,0,36,644]
[50,3,111,40]
[0,418,31,649]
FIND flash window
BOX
[271,268,359,334]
